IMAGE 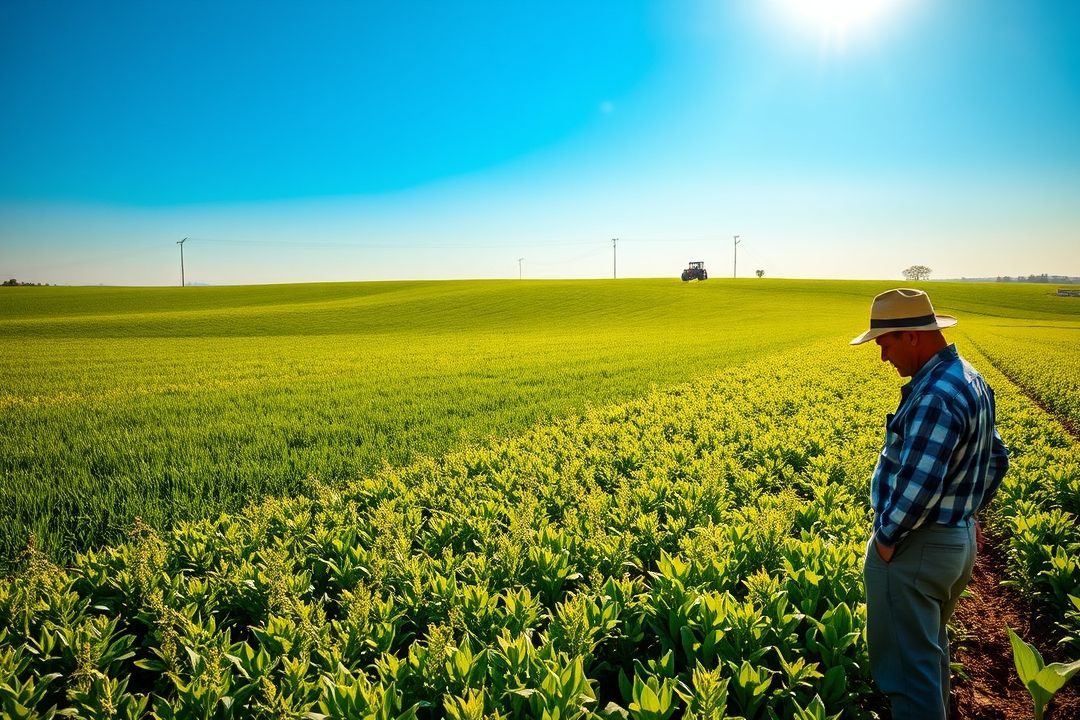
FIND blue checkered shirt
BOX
[871,344,1009,548]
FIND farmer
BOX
[850,288,1009,719]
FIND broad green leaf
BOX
[1033,659,1080,695]
[637,683,661,713]
[510,688,538,699]
[601,701,630,720]
[1007,626,1044,684]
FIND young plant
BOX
[626,673,679,720]
[1006,626,1080,720]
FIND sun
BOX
[773,0,902,45]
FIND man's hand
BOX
[976,520,985,552]
[875,540,895,563]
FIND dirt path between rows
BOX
[950,539,1080,719]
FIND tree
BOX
[902,265,932,281]
[755,269,765,278]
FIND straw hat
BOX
[850,288,957,345]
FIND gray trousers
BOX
[863,522,976,720]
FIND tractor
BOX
[681,261,707,282]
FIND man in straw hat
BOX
[851,288,1009,718]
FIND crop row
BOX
[0,289,831,571]
[1,340,892,718]
[959,335,1080,651]
[961,323,1080,432]
[2,335,1076,718]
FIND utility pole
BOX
[518,257,524,280]
[177,237,188,287]
[612,238,618,279]
[733,235,741,279]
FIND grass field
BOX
[2,279,1078,571]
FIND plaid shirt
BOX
[871,344,1009,548]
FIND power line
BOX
[525,246,610,267]
[188,236,613,251]
[171,234,743,281]
[186,235,725,251]
[618,236,749,247]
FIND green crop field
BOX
[1,279,1078,718]
[0,278,900,567]
[2,279,1077,566]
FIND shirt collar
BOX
[899,344,958,400]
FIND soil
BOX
[949,540,1080,720]
[938,338,1080,718]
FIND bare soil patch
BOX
[950,540,1080,719]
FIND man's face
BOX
[875,331,918,377]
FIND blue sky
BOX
[2,0,1078,285]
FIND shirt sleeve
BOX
[874,394,962,548]
[979,429,1009,512]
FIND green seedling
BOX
[1007,626,1080,720]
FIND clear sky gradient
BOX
[2,0,1078,285]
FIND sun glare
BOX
[774,0,902,46]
